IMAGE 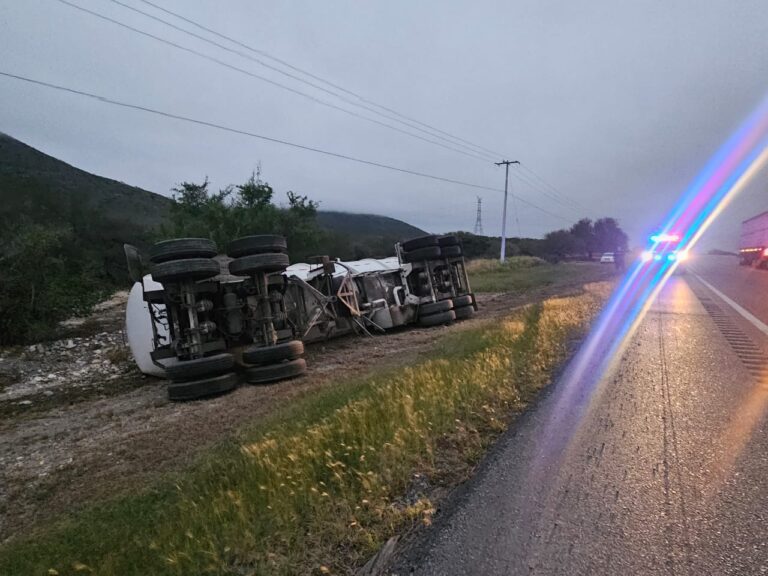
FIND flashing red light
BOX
[763,248,768,257]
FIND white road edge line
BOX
[693,273,768,337]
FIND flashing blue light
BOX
[667,253,677,261]
[653,254,662,261]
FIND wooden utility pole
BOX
[495,160,520,262]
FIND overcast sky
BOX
[1,0,767,248]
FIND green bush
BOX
[0,219,108,343]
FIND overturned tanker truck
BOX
[124,234,477,401]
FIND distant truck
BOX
[739,211,768,268]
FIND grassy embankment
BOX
[0,271,611,576]
[467,256,615,293]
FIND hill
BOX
[0,132,172,231]
[316,211,426,259]
[0,133,426,342]
[316,211,425,240]
[0,133,425,256]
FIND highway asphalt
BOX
[392,255,768,575]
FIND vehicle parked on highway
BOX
[739,210,768,268]
[124,234,476,400]
[640,232,688,270]
[599,252,614,263]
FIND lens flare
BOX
[525,95,768,491]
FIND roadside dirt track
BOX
[0,276,609,543]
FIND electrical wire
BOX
[132,0,586,215]
[507,169,584,217]
[0,69,573,223]
[54,0,492,163]
[55,0,586,216]
[107,0,499,163]
[130,0,590,214]
[135,0,505,160]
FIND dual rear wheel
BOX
[242,339,307,384]
[401,235,463,263]
[226,235,308,386]
[149,235,307,400]
[417,293,476,327]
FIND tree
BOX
[161,172,324,260]
[593,217,628,253]
[570,218,596,260]
[236,170,273,209]
[0,219,104,343]
[543,229,577,261]
[172,178,210,210]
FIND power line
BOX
[130,0,591,214]
[0,69,572,223]
[54,0,492,164]
[507,169,584,216]
[106,0,499,163]
[518,164,587,211]
[135,0,506,161]
[52,0,585,218]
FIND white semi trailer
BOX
[739,211,768,267]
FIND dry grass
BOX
[0,283,611,576]
[465,256,547,274]
[468,259,615,293]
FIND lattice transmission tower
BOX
[473,196,484,235]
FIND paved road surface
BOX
[393,255,768,575]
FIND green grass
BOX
[468,257,615,293]
[0,284,611,576]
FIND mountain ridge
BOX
[0,133,426,245]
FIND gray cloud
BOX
[1,0,766,248]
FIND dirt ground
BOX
[0,274,610,544]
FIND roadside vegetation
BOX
[455,217,629,261]
[1,132,630,345]
[0,283,611,576]
[467,256,616,293]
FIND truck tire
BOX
[227,235,288,258]
[438,235,460,247]
[245,358,307,384]
[418,310,456,327]
[243,340,304,365]
[149,238,217,264]
[402,235,439,251]
[440,245,463,258]
[163,353,235,382]
[453,294,474,308]
[403,246,441,263]
[454,305,475,320]
[229,253,290,276]
[419,300,453,316]
[167,372,238,401]
[151,258,221,283]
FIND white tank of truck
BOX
[739,210,768,267]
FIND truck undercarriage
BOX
[125,234,476,400]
